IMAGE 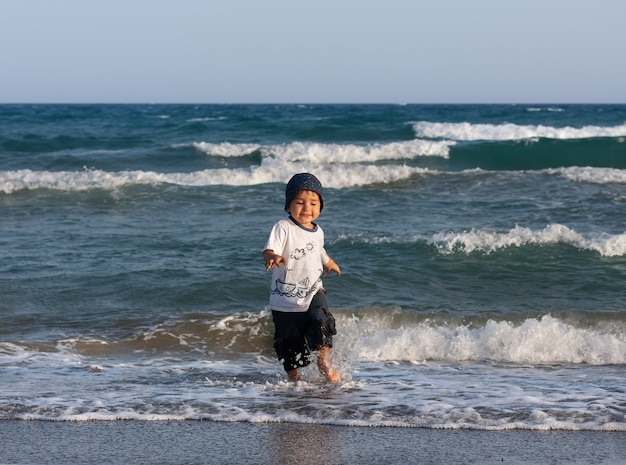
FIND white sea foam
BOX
[413,121,626,141]
[526,107,564,112]
[338,224,626,257]
[190,139,453,161]
[546,166,626,184]
[186,116,228,122]
[339,313,626,365]
[190,142,262,157]
[2,313,625,429]
[431,224,626,257]
[0,161,432,193]
[4,164,624,194]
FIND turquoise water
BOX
[1,104,625,429]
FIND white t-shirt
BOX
[264,217,330,312]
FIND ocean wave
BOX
[189,139,453,161]
[430,224,626,257]
[413,121,626,141]
[338,224,626,257]
[546,166,626,184]
[341,313,625,365]
[189,141,262,157]
[3,164,624,194]
[0,162,432,193]
[186,116,228,122]
[526,107,565,112]
[2,311,624,429]
[2,311,624,367]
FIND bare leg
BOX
[287,368,301,382]
[317,345,340,382]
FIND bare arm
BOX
[322,257,341,278]
[262,249,287,271]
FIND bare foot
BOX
[287,368,301,382]
[317,345,340,382]
[324,367,340,383]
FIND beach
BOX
[2,420,626,465]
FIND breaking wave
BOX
[413,121,626,141]
[430,224,626,257]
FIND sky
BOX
[1,0,625,104]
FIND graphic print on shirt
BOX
[271,241,322,299]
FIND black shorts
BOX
[271,289,337,372]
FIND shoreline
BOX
[2,420,626,465]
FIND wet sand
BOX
[2,420,625,465]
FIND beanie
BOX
[284,173,324,212]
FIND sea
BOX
[1,103,625,431]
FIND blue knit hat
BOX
[285,173,324,212]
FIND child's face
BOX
[287,190,321,228]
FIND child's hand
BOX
[262,249,286,271]
[322,258,341,278]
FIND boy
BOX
[262,173,341,382]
